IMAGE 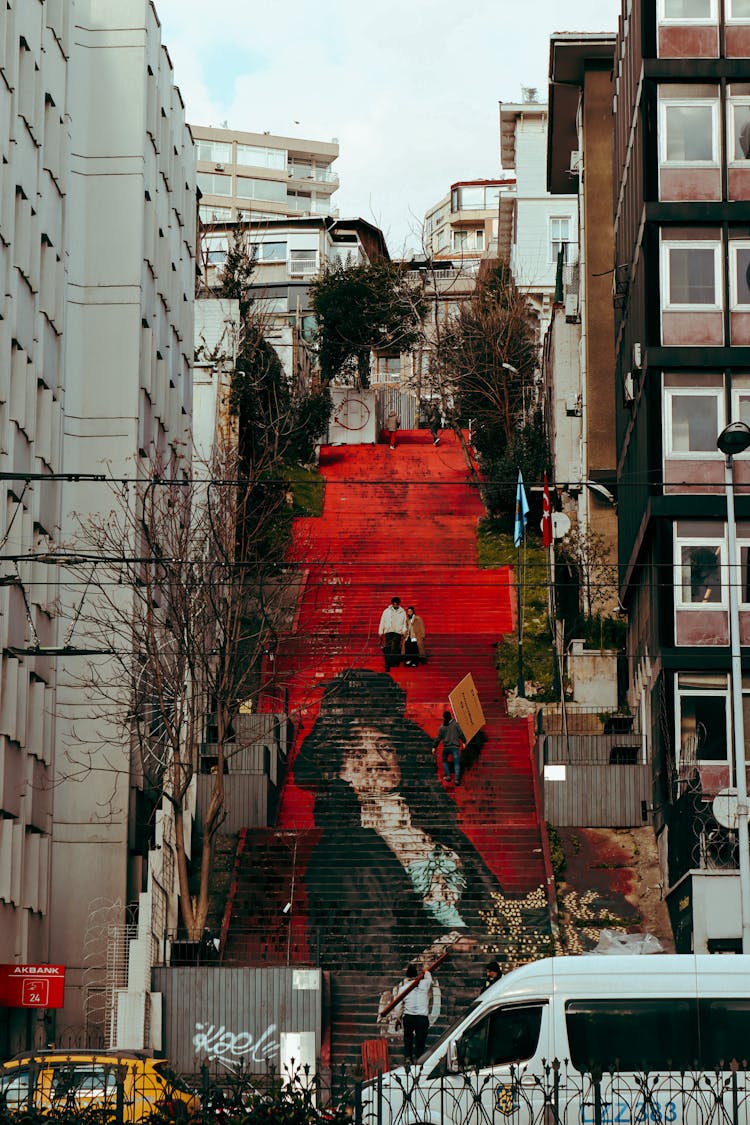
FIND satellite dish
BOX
[552,512,571,540]
[713,788,739,830]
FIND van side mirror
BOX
[447,1041,459,1073]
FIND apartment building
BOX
[201,215,387,393]
[424,179,514,265]
[0,0,196,1052]
[545,34,618,561]
[499,100,578,338]
[193,125,339,225]
[614,0,750,953]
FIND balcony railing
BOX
[287,165,339,184]
[288,257,318,276]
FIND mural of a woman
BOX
[292,669,511,985]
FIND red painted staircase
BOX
[224,430,554,1069]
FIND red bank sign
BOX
[0,964,66,1008]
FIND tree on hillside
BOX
[62,441,295,941]
[310,259,426,387]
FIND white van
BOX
[360,955,750,1125]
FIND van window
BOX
[699,998,750,1068]
[457,1004,544,1069]
[566,999,699,1071]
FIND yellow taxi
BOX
[0,1049,199,1121]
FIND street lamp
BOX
[717,419,750,953]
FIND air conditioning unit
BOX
[214,163,225,172]
[623,372,635,403]
[632,342,643,369]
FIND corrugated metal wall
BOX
[152,966,323,1077]
[538,732,651,827]
[195,774,276,832]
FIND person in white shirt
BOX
[378,595,407,670]
[395,963,433,1062]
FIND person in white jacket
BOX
[378,595,407,670]
[395,963,433,1062]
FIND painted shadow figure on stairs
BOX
[293,669,508,973]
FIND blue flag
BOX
[514,470,529,547]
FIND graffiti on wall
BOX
[193,1022,280,1071]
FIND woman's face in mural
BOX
[339,725,401,795]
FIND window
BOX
[664,387,723,454]
[662,241,720,307]
[476,229,484,250]
[550,217,572,264]
[236,143,286,170]
[566,999,699,1072]
[661,102,717,162]
[661,0,714,17]
[376,356,401,382]
[0,1069,32,1110]
[731,241,750,306]
[457,1004,544,1070]
[195,140,231,164]
[677,673,730,764]
[729,0,750,18]
[236,177,286,203]
[728,87,750,160]
[257,241,287,261]
[196,172,231,196]
[675,522,725,605]
[287,190,312,211]
[199,205,232,222]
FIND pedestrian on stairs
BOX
[402,605,426,666]
[378,595,407,670]
[385,409,400,450]
[433,710,466,786]
[394,963,433,1062]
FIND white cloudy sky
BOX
[155,0,621,253]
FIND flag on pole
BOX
[542,472,553,548]
[514,471,530,548]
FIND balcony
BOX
[287,164,339,186]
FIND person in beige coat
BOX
[402,605,427,666]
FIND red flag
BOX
[542,473,553,549]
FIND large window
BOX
[662,241,721,307]
[664,387,723,454]
[236,177,286,203]
[457,1005,544,1070]
[196,172,231,196]
[376,356,401,382]
[195,140,231,164]
[236,143,286,170]
[257,241,287,262]
[677,673,729,765]
[661,0,715,17]
[660,100,718,163]
[675,521,725,607]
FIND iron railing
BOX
[356,1062,750,1125]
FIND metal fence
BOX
[356,1063,750,1125]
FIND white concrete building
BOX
[0,0,69,1056]
[499,100,578,336]
[0,0,196,1052]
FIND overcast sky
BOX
[155,0,622,253]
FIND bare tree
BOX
[63,440,292,940]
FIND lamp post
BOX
[717,420,750,953]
